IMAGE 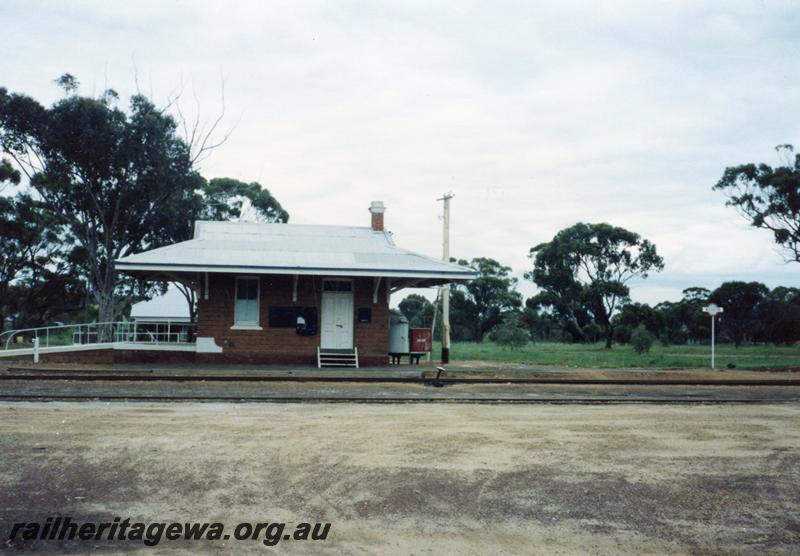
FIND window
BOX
[268,306,318,330]
[323,280,353,292]
[234,277,260,328]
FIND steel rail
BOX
[0,394,796,404]
[2,369,800,386]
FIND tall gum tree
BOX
[714,144,800,264]
[0,77,204,338]
[527,222,664,348]
[457,257,522,342]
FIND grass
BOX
[439,341,800,369]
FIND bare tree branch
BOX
[131,54,142,96]
[151,75,237,170]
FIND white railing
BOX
[1,320,197,351]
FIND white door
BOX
[321,280,354,349]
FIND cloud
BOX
[2,0,799,307]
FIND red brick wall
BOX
[0,349,115,364]
[0,275,393,367]
[0,349,195,365]
[112,350,196,364]
[197,274,390,366]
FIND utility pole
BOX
[437,192,454,364]
[428,287,440,363]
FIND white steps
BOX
[317,347,359,368]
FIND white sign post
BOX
[702,303,723,369]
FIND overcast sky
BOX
[3,0,799,305]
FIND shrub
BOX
[630,325,654,355]
[583,322,603,343]
[491,317,529,350]
[614,324,632,344]
[558,330,575,343]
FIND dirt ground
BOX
[1,402,799,554]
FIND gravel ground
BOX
[1,402,799,554]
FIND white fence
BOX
[1,321,197,351]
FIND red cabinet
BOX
[409,328,432,353]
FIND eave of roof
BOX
[115,221,478,281]
[116,261,477,280]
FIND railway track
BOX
[1,382,799,404]
[0,394,796,404]
[3,367,800,387]
[3,367,800,404]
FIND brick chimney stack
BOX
[369,201,385,231]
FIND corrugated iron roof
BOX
[116,221,478,281]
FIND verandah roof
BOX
[116,221,477,287]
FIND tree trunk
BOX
[175,283,197,342]
[96,291,116,343]
[95,262,119,343]
[604,325,614,349]
[172,283,196,320]
[186,288,197,323]
[567,318,588,343]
